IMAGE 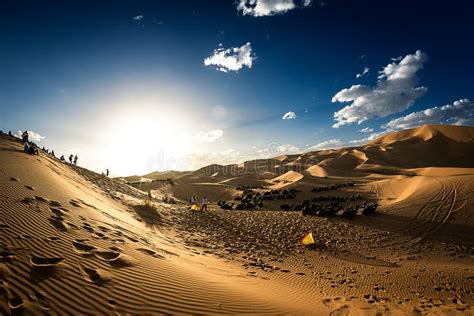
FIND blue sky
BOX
[1,0,473,175]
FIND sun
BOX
[100,112,194,175]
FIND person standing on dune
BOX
[74,155,78,165]
[69,154,73,164]
[21,130,28,143]
[106,169,109,177]
[201,196,209,211]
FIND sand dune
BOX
[1,125,473,314]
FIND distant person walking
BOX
[190,194,196,205]
[74,155,78,165]
[21,130,28,143]
[201,196,209,211]
[106,169,109,177]
[69,154,74,164]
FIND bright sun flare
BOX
[101,112,195,175]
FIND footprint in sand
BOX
[29,290,51,311]
[92,232,109,240]
[10,177,19,182]
[49,217,69,232]
[69,199,82,208]
[78,265,111,284]
[8,295,24,310]
[94,250,135,268]
[98,226,110,233]
[49,200,62,207]
[72,240,97,254]
[82,222,95,232]
[0,251,15,261]
[49,207,68,218]
[94,251,121,261]
[34,196,50,203]
[30,256,65,267]
[24,185,35,191]
[21,197,36,205]
[136,248,165,259]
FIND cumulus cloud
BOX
[282,111,296,120]
[15,130,45,142]
[237,0,311,17]
[332,50,428,128]
[348,131,385,145]
[308,139,344,150]
[204,42,255,73]
[359,127,374,133]
[133,15,143,20]
[382,99,474,131]
[356,67,369,78]
[194,129,224,143]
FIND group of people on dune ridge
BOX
[0,129,114,176]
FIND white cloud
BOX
[282,111,296,120]
[308,139,344,150]
[356,67,369,78]
[204,42,255,73]
[133,15,143,20]
[194,129,224,143]
[359,127,374,133]
[332,50,428,128]
[382,98,474,131]
[237,0,311,17]
[348,131,385,146]
[15,130,45,142]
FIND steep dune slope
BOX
[0,136,318,314]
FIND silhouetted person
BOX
[74,155,78,165]
[60,155,65,161]
[24,142,30,153]
[51,150,55,157]
[21,130,28,143]
[8,131,12,137]
[69,154,73,164]
[106,169,109,177]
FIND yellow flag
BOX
[191,204,200,211]
[300,232,315,245]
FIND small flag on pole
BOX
[300,232,315,245]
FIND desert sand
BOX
[1,124,473,314]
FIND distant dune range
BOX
[1,125,473,314]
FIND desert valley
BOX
[1,124,473,314]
